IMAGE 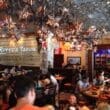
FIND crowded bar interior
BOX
[0,0,110,110]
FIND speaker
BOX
[54,54,64,68]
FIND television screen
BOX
[67,57,81,65]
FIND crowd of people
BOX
[0,64,110,110]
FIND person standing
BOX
[10,75,54,110]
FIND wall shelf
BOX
[94,48,110,70]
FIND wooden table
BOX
[82,86,110,104]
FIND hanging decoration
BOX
[0,0,109,51]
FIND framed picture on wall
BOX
[67,57,81,65]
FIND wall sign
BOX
[0,46,37,54]
[0,37,42,66]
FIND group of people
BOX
[1,65,27,80]
[9,75,55,110]
[0,69,60,110]
[0,74,55,110]
[0,64,110,110]
[1,73,110,110]
[63,93,110,110]
[75,69,109,97]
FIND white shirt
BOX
[50,75,59,93]
[77,80,89,89]
[77,80,83,89]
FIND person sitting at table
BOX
[76,77,90,92]
[2,68,9,79]
[99,70,105,85]
[75,77,92,105]
[64,94,79,110]
[93,71,105,86]
[10,66,16,75]
[16,65,23,72]
[4,68,9,75]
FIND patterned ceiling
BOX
[0,0,110,30]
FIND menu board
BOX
[0,36,42,66]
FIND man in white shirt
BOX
[77,77,90,92]
[50,74,59,93]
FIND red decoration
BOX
[54,48,62,54]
